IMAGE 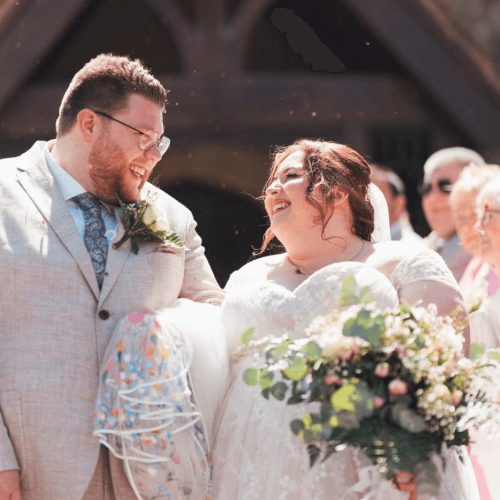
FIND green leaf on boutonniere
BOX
[113,191,184,254]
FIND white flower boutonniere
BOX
[113,192,184,255]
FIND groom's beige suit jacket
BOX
[0,141,224,499]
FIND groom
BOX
[0,54,224,500]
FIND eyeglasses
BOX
[477,208,500,226]
[418,179,453,197]
[93,110,170,155]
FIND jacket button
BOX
[98,310,110,320]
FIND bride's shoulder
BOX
[225,254,284,291]
[372,240,430,261]
[368,240,446,277]
[369,240,457,289]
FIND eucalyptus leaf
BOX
[243,368,259,386]
[271,381,288,401]
[341,275,357,296]
[284,357,308,380]
[486,349,500,362]
[358,286,373,303]
[339,276,360,307]
[470,343,486,361]
[259,370,274,390]
[272,340,292,361]
[365,325,383,346]
[290,419,304,435]
[341,294,360,306]
[342,317,358,337]
[304,341,322,361]
[241,328,255,348]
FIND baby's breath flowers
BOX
[241,276,500,497]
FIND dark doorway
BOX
[164,182,269,287]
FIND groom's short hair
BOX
[56,54,168,136]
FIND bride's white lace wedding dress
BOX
[211,250,480,500]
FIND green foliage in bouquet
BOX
[242,276,499,497]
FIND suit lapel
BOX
[16,143,101,299]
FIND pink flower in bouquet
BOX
[374,396,385,409]
[389,379,408,395]
[451,390,463,407]
[324,374,342,386]
[374,362,390,378]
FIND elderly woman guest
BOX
[467,174,500,500]
[450,164,500,313]
[470,174,500,347]
[211,139,478,500]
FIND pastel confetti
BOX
[127,313,145,323]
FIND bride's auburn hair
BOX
[260,139,374,253]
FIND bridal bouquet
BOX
[241,276,500,497]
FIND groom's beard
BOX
[89,134,150,205]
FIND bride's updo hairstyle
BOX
[260,139,374,252]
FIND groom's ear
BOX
[76,109,98,144]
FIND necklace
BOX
[289,240,366,276]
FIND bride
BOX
[95,139,479,500]
[210,139,479,500]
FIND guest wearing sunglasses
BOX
[420,147,485,281]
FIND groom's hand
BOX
[0,470,21,500]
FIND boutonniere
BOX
[113,192,184,255]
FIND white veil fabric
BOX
[369,183,391,242]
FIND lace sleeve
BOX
[390,248,461,295]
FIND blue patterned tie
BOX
[72,193,109,289]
